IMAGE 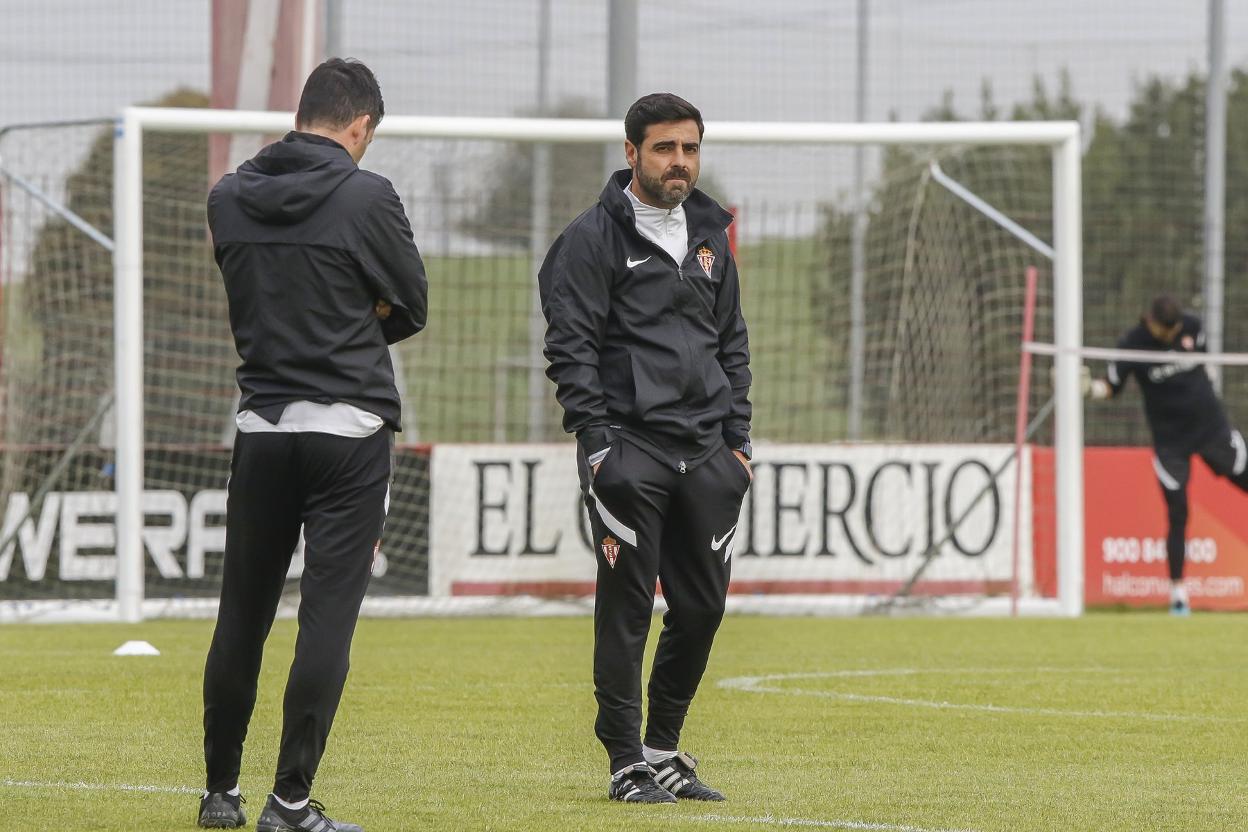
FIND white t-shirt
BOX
[236,401,383,438]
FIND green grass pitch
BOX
[1,613,1245,831]
[403,239,841,443]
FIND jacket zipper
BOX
[628,225,713,472]
[673,250,698,472]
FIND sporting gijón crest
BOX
[601,535,621,568]
[696,245,715,278]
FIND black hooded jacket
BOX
[539,170,751,471]
[207,131,427,431]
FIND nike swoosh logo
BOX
[626,256,650,268]
[710,525,738,551]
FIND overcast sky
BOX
[2,1,1245,246]
[4,1,1243,125]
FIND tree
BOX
[14,88,234,451]
[460,97,730,250]
[820,67,1248,446]
[458,98,609,250]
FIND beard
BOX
[635,165,695,209]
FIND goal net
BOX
[0,109,1083,621]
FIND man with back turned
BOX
[199,58,427,831]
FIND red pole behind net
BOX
[727,204,738,257]
[1011,266,1039,616]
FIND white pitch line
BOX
[0,780,975,832]
[718,668,1242,723]
[688,812,977,832]
[0,778,199,795]
[0,779,974,832]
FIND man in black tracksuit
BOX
[1089,294,1248,615]
[539,93,752,804]
[198,59,427,832]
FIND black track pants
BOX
[203,429,391,801]
[582,439,751,773]
[1153,426,1248,581]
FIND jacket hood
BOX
[235,132,357,224]
[599,168,733,240]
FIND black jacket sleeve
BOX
[1191,316,1208,352]
[539,225,614,456]
[715,246,752,447]
[1105,332,1131,397]
[1106,328,1141,397]
[356,182,429,344]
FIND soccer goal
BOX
[0,108,1084,621]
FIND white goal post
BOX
[111,107,1084,622]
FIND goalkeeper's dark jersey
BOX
[1107,314,1227,451]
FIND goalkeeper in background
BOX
[1086,294,1248,615]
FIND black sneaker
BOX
[198,792,246,828]
[255,795,363,832]
[607,763,677,803]
[652,751,726,801]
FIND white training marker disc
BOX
[113,640,160,656]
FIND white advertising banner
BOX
[429,443,1032,598]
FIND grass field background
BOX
[402,238,840,444]
[2,613,1246,832]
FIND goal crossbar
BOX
[122,106,1081,145]
[111,107,1084,621]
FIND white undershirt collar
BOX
[624,183,688,266]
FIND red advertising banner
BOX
[1080,447,1248,610]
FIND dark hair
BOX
[1149,294,1182,328]
[296,58,384,131]
[624,93,704,147]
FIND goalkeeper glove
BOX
[1049,365,1112,400]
